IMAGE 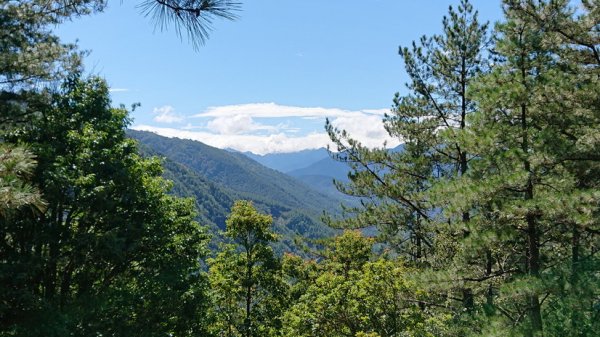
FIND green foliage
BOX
[129,129,337,253]
[2,1,598,336]
[1,76,211,336]
[209,244,246,337]
[0,145,46,217]
[325,3,492,324]
[436,1,600,335]
[208,201,288,337]
[283,231,451,337]
[327,0,599,336]
[326,0,489,265]
[0,1,97,223]
[0,0,100,89]
[225,200,276,244]
[0,1,238,336]
[326,229,373,274]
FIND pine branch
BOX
[140,0,241,48]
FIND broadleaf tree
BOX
[283,230,452,337]
[208,200,287,337]
[1,75,212,336]
[0,0,240,229]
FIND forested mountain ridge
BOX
[242,148,353,201]
[2,1,598,336]
[287,156,349,181]
[129,130,337,250]
[243,148,330,173]
[286,145,404,200]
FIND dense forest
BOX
[129,129,338,253]
[1,1,598,336]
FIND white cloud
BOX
[131,125,332,155]
[153,105,184,124]
[181,123,203,130]
[109,88,129,93]
[207,115,277,135]
[331,114,399,148]
[194,102,382,119]
[134,103,402,154]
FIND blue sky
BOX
[57,0,504,154]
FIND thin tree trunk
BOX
[459,54,474,313]
[526,211,542,335]
[244,246,253,337]
[522,98,542,335]
[570,225,581,332]
[485,249,495,315]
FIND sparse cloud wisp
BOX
[109,88,129,93]
[153,105,184,124]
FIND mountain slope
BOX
[130,130,339,215]
[287,145,405,204]
[287,156,357,203]
[129,130,337,251]
[288,156,350,182]
[243,148,329,173]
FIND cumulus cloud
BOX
[153,105,184,124]
[330,114,398,148]
[207,115,277,134]
[194,102,380,119]
[131,125,331,155]
[134,103,402,154]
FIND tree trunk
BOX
[526,211,542,335]
[485,249,495,315]
[459,58,474,313]
[521,96,542,335]
[244,247,253,337]
[570,225,581,332]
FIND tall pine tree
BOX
[326,0,489,312]
[439,1,599,335]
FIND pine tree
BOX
[326,0,489,312]
[439,1,600,335]
[0,145,46,217]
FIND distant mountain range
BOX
[240,148,353,200]
[129,130,403,253]
[288,156,352,199]
[128,130,340,253]
[240,144,405,203]
[243,148,330,173]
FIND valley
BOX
[129,130,348,252]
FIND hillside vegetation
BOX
[1,1,598,336]
[130,130,337,251]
